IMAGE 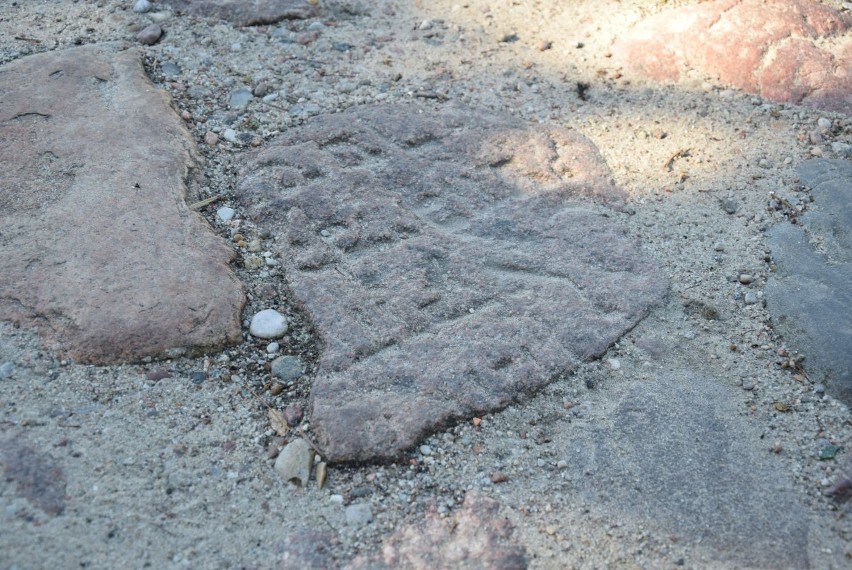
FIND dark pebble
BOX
[146,368,172,382]
[284,403,303,427]
[190,371,207,384]
[136,24,163,46]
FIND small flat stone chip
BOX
[161,0,317,26]
[0,46,244,364]
[613,0,852,114]
[237,103,666,463]
[766,159,852,406]
[347,493,527,570]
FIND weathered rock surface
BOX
[568,371,811,568]
[613,0,852,114]
[347,494,527,570]
[1,439,67,516]
[766,159,852,406]
[0,46,244,364]
[237,103,667,462]
[161,0,317,26]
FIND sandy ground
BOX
[1,1,851,568]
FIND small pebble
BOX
[190,371,206,384]
[0,362,15,379]
[419,445,433,456]
[204,131,219,145]
[229,88,253,110]
[491,471,509,483]
[217,207,235,222]
[250,309,288,339]
[271,355,304,381]
[345,503,373,526]
[537,40,552,51]
[817,117,831,131]
[244,256,264,270]
[556,460,568,469]
[744,292,758,305]
[274,439,314,486]
[738,274,754,284]
[133,0,152,13]
[223,129,238,143]
[270,383,284,396]
[136,24,163,46]
[814,383,825,395]
[266,342,280,354]
[741,380,755,391]
[721,198,738,214]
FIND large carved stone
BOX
[0,46,244,363]
[237,103,667,462]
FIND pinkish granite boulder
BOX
[613,0,852,114]
[160,0,317,25]
[347,494,527,570]
[0,46,244,364]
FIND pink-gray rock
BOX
[160,0,317,26]
[0,46,244,364]
[613,0,852,114]
[136,23,163,45]
[237,103,667,463]
[346,494,527,570]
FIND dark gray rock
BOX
[567,372,811,568]
[766,159,852,406]
[160,0,317,26]
[0,46,244,364]
[1,439,66,516]
[237,103,667,463]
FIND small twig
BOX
[664,148,691,172]
[188,194,222,210]
[15,36,41,43]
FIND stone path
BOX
[613,0,852,114]
[1,1,850,568]
[237,103,667,462]
[0,45,244,364]
[766,159,852,406]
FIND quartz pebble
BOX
[266,342,280,354]
[133,0,152,14]
[217,207,235,222]
[273,439,314,486]
[223,129,238,143]
[739,274,754,284]
[250,309,288,339]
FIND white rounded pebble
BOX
[133,0,152,13]
[266,342,280,354]
[223,129,238,143]
[419,445,433,456]
[250,309,288,339]
[217,207,235,222]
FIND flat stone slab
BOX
[347,494,527,569]
[237,103,667,462]
[766,159,852,406]
[161,0,317,25]
[0,46,244,364]
[613,0,852,114]
[567,371,811,568]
